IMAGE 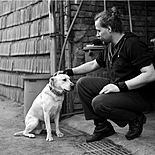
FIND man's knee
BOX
[76,77,88,90]
[92,97,113,114]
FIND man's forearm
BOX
[126,64,155,90]
[72,60,100,75]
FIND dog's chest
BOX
[48,100,62,118]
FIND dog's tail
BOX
[14,131,24,136]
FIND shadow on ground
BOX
[0,96,133,155]
[0,96,86,155]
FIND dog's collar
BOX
[49,85,64,96]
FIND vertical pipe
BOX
[104,0,106,11]
[144,1,148,44]
[66,0,73,114]
[60,1,65,70]
[48,0,57,74]
[67,0,72,68]
[127,0,133,32]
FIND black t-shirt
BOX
[96,32,154,103]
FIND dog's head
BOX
[49,74,74,93]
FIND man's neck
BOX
[112,33,125,45]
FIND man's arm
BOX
[150,38,155,45]
[125,63,155,90]
[99,63,155,94]
[71,59,101,75]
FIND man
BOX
[62,7,155,142]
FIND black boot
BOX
[86,120,115,143]
[125,113,146,140]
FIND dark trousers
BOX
[76,77,150,127]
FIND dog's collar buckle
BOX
[49,86,64,96]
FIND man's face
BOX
[95,19,111,44]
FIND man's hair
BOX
[94,7,123,33]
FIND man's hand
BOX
[56,69,74,76]
[150,38,155,45]
[99,84,120,94]
[63,69,74,76]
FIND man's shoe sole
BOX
[86,130,115,143]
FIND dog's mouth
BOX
[63,84,74,92]
[63,89,69,92]
[63,88,73,92]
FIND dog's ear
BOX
[49,77,55,86]
[53,71,63,77]
[53,72,58,76]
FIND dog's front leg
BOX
[44,112,53,141]
[54,110,64,138]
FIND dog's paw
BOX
[56,131,64,138]
[25,133,35,138]
[46,135,53,142]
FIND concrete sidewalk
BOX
[62,112,155,155]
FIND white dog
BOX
[14,74,74,141]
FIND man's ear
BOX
[107,25,112,33]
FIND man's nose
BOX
[96,32,100,38]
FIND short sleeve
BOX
[126,38,153,69]
[96,49,106,67]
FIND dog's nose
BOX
[71,82,75,89]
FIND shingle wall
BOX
[0,0,50,102]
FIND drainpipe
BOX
[48,0,57,75]
[104,0,106,11]
[127,0,133,32]
[67,0,72,69]
[60,1,65,70]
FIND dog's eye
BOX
[63,78,67,82]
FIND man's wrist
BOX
[115,82,128,91]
